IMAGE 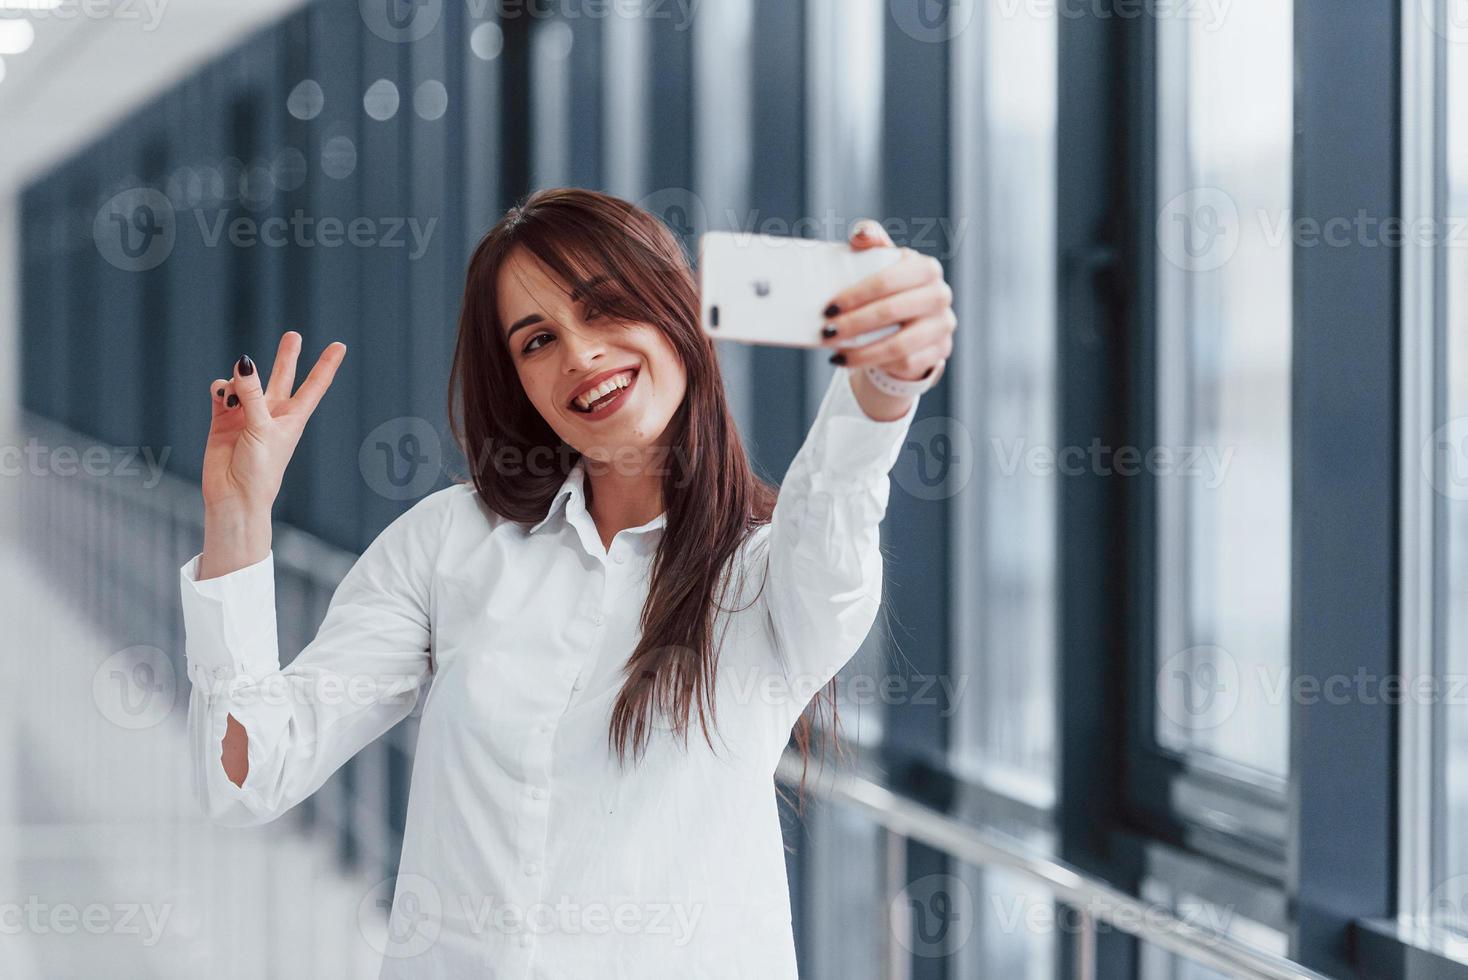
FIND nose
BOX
[559,323,606,372]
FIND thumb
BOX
[231,353,271,430]
[850,219,895,251]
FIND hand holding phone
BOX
[697,231,904,349]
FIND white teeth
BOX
[573,371,634,411]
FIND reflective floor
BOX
[0,525,383,979]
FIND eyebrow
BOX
[505,274,612,343]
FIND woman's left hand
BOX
[820,219,956,384]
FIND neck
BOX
[582,453,665,547]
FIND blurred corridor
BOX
[0,0,1459,977]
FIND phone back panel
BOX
[698,231,903,349]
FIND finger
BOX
[289,342,348,417]
[209,379,231,419]
[849,219,895,251]
[827,280,953,343]
[231,353,271,430]
[835,315,952,371]
[266,331,304,401]
[824,251,945,336]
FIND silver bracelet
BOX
[862,361,943,398]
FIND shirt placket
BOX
[507,544,621,971]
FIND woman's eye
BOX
[523,332,552,354]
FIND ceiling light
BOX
[0,19,35,55]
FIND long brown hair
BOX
[447,188,840,810]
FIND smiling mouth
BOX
[571,368,639,413]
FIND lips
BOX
[569,366,639,412]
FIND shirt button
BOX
[539,722,552,734]
[531,787,546,800]
[213,667,228,679]
[592,613,604,626]
[572,678,584,691]
[518,933,531,948]
[524,862,540,876]
[613,553,626,565]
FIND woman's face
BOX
[497,247,687,463]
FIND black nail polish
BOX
[215,387,224,398]
[237,354,255,377]
[226,394,239,408]
[824,304,840,319]
[821,324,838,339]
[829,352,846,366]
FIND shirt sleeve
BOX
[179,487,455,827]
[762,365,920,726]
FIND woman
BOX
[179,188,955,977]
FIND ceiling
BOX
[0,0,308,196]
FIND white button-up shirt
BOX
[178,367,919,978]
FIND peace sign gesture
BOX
[198,332,345,576]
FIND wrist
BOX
[201,507,273,579]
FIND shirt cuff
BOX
[808,366,921,484]
[179,550,282,689]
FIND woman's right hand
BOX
[198,331,345,579]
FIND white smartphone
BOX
[697,231,903,349]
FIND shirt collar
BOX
[527,458,669,538]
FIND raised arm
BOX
[180,490,451,826]
[762,220,954,728]
[762,366,920,725]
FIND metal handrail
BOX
[776,751,1336,980]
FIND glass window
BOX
[1153,0,1293,781]
[947,0,1059,805]
[1413,0,1468,936]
